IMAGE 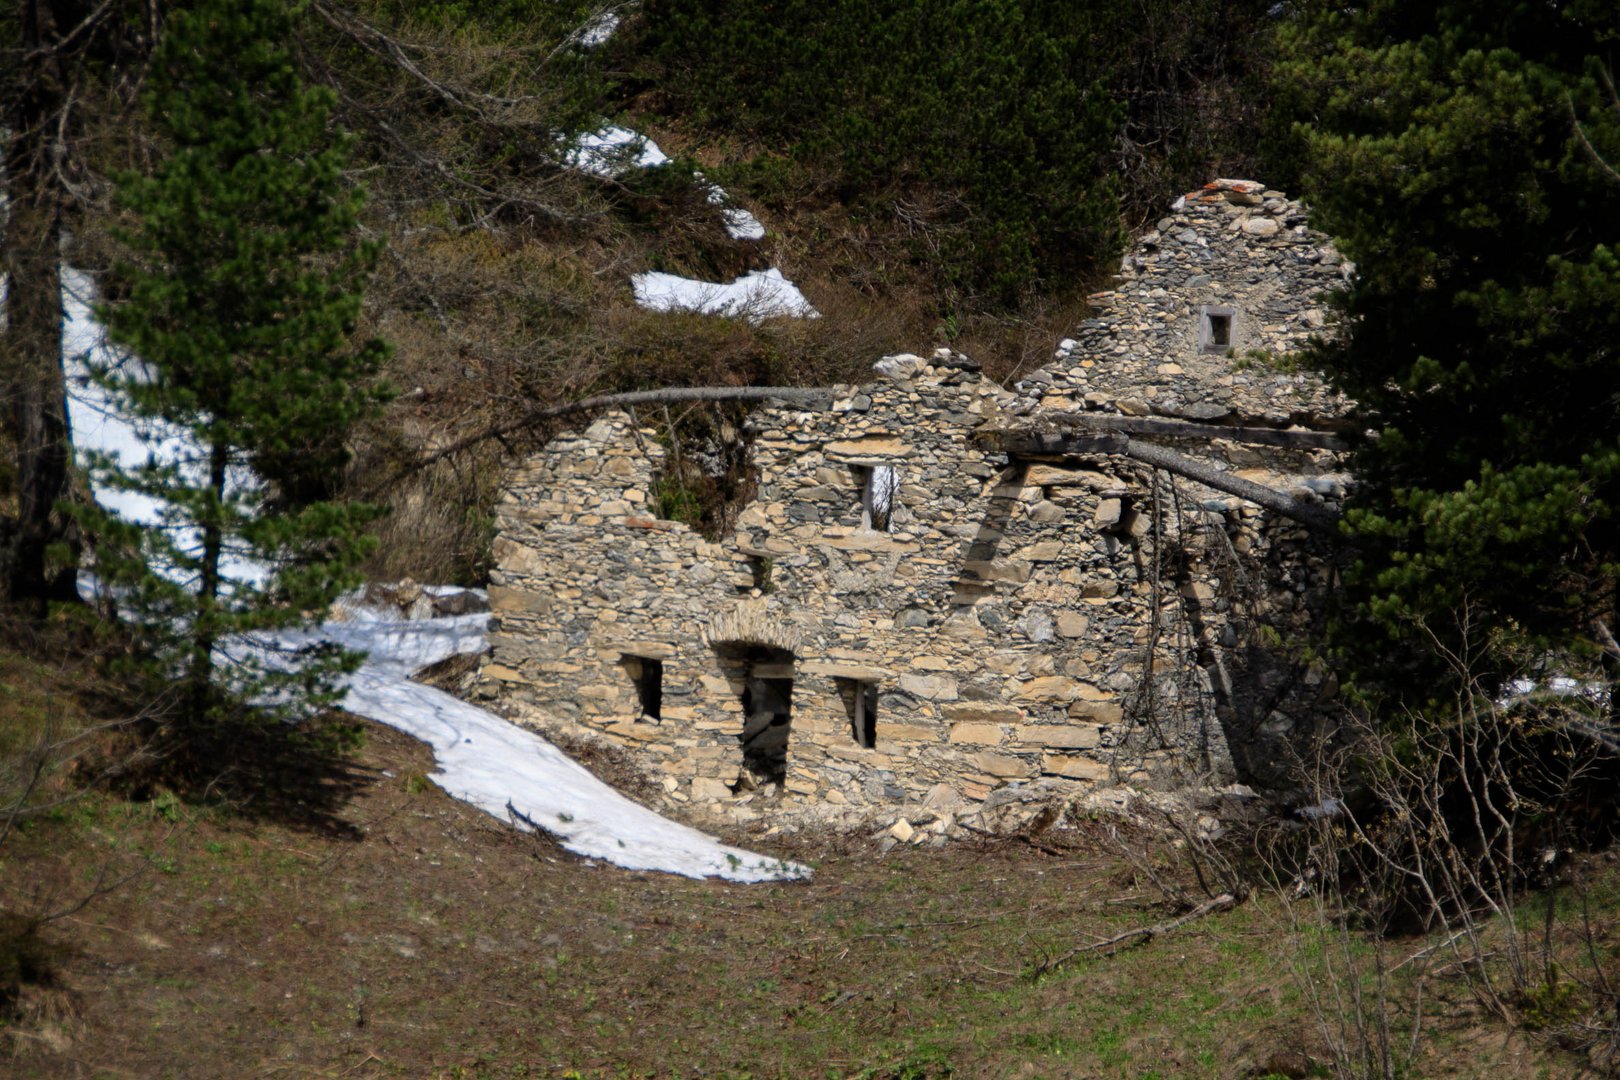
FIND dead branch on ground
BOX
[1034,891,1240,974]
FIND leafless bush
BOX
[360,449,505,585]
[1258,619,1620,1077]
[0,623,173,1043]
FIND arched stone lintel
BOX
[704,599,801,656]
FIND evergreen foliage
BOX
[631,1,1279,308]
[634,1,1129,306]
[1275,2,1620,700]
[85,0,392,734]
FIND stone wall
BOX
[478,180,1351,824]
[1028,177,1350,427]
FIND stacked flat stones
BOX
[478,180,1351,833]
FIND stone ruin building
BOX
[475,179,1354,825]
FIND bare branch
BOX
[308,0,559,115]
[389,385,834,484]
[20,0,118,63]
[1570,65,1620,186]
[1035,891,1239,973]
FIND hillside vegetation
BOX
[293,0,1281,581]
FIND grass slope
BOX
[0,673,1590,1078]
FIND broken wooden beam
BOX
[1044,411,1348,451]
[983,432,1130,457]
[1125,440,1341,534]
[974,428,1342,535]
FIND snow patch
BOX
[698,173,766,241]
[631,268,818,322]
[331,614,808,883]
[580,11,620,47]
[1294,797,1345,822]
[565,134,764,241]
[1499,676,1609,709]
[566,125,670,177]
[719,206,766,241]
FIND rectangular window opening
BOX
[838,678,879,748]
[855,465,899,532]
[749,554,774,594]
[1200,305,1237,354]
[622,655,664,721]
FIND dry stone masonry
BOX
[478,180,1352,828]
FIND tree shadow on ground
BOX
[144,714,377,840]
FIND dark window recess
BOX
[1200,305,1237,353]
[623,655,663,720]
[839,679,878,748]
[749,554,774,594]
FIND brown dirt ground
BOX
[0,717,1588,1079]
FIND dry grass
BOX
[346,138,1109,583]
[0,671,1599,1079]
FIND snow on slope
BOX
[697,171,767,241]
[567,125,672,176]
[562,81,816,303]
[567,131,766,241]
[580,10,620,47]
[59,270,805,884]
[61,268,268,587]
[631,267,819,322]
[321,608,808,883]
[716,202,766,242]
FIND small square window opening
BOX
[1199,305,1238,354]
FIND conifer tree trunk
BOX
[2,0,82,609]
[187,436,230,729]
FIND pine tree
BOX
[1273,2,1620,702]
[86,0,392,736]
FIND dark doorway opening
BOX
[718,645,795,790]
[622,655,663,720]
